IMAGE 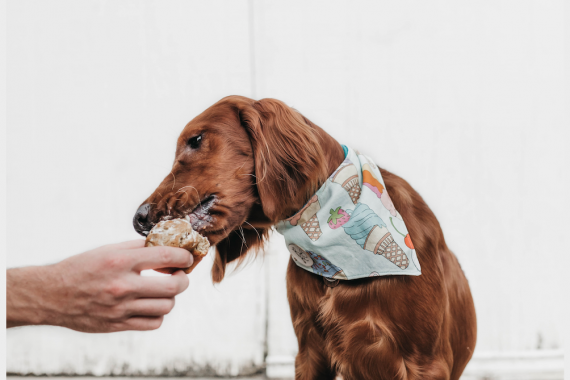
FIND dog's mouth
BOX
[180,194,217,232]
[135,194,220,237]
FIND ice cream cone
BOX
[331,159,361,204]
[362,163,384,198]
[301,214,322,241]
[372,230,409,269]
[287,195,322,241]
[342,203,409,269]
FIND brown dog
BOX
[133,96,477,380]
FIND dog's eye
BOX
[187,134,202,149]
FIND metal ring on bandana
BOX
[323,276,340,288]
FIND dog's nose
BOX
[133,203,154,236]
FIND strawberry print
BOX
[328,207,350,229]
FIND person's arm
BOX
[7,239,193,333]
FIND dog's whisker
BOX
[176,185,202,207]
[238,226,248,252]
[220,226,229,248]
[238,226,246,243]
[243,220,261,241]
[238,230,245,253]
[170,171,176,190]
[176,192,189,209]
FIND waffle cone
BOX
[374,233,409,269]
[300,214,322,241]
[343,178,361,204]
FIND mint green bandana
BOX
[275,146,421,280]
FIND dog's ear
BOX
[210,97,328,283]
[239,98,328,222]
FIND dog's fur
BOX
[135,96,477,380]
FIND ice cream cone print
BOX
[330,159,361,204]
[342,203,409,269]
[362,163,385,198]
[301,214,322,241]
[380,191,402,219]
[390,217,414,249]
[371,229,409,269]
[306,250,346,279]
[362,163,402,220]
[287,194,322,241]
[363,156,378,170]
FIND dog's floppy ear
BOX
[211,97,328,283]
[239,98,329,222]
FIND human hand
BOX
[7,240,192,333]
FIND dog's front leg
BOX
[286,259,336,380]
[293,323,336,380]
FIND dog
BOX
[133,96,477,380]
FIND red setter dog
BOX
[133,96,477,380]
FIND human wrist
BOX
[6,265,57,327]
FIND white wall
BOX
[6,0,567,377]
[7,1,266,376]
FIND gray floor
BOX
[8,378,265,380]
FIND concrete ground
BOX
[8,378,266,380]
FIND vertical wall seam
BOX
[248,0,257,99]
[248,0,267,366]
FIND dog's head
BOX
[133,96,330,281]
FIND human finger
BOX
[124,297,175,317]
[134,271,190,298]
[109,239,146,250]
[114,316,164,331]
[130,246,193,272]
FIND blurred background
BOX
[6,1,567,379]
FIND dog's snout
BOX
[133,203,154,236]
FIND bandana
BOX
[275,145,421,280]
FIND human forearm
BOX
[6,266,55,327]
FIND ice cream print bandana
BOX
[275,145,421,280]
